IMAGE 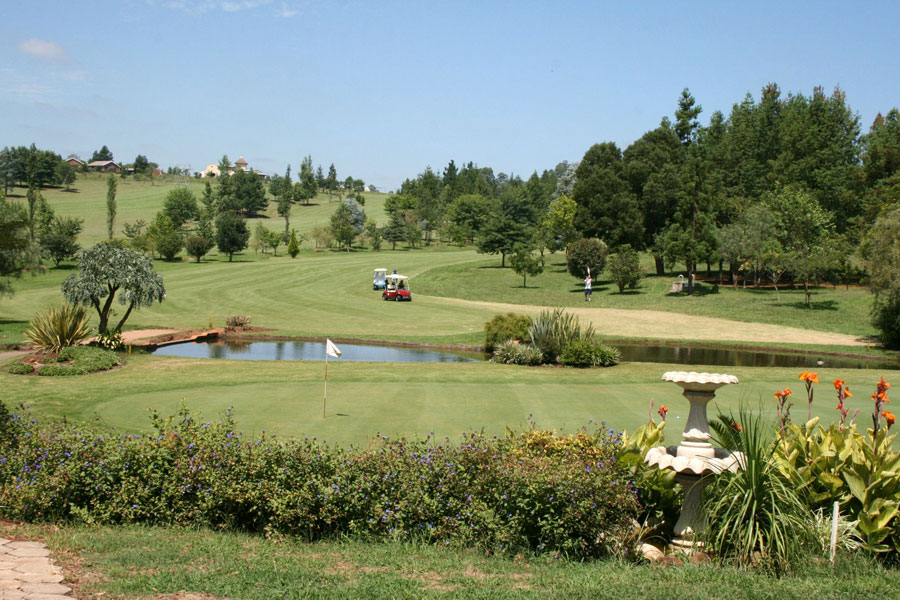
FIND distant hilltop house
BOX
[87,160,121,173]
[66,156,85,168]
[203,156,267,180]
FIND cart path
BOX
[0,536,73,598]
[423,296,869,347]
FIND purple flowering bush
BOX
[0,403,639,560]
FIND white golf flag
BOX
[326,339,342,358]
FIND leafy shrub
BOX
[606,244,643,293]
[24,304,92,352]
[490,341,543,366]
[36,346,120,376]
[528,308,594,364]
[96,331,124,351]
[484,313,531,352]
[226,315,252,329]
[6,363,34,375]
[0,406,639,561]
[559,339,620,367]
[566,238,608,279]
[155,230,184,261]
[38,364,86,376]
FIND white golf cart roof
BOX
[389,274,408,280]
[374,268,388,273]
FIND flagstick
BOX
[323,352,328,418]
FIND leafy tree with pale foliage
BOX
[62,243,166,335]
[606,244,642,293]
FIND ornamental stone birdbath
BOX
[644,371,742,551]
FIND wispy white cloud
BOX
[277,2,299,17]
[17,38,71,63]
[161,0,271,14]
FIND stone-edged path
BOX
[0,537,72,599]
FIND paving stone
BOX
[0,590,26,599]
[0,538,11,546]
[0,563,17,570]
[0,571,19,579]
[0,578,22,589]
[8,550,48,559]
[21,583,71,595]
[21,594,71,600]
[5,543,43,550]
[14,573,62,585]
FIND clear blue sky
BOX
[2,1,898,190]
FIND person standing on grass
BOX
[584,273,592,302]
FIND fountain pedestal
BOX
[644,371,742,551]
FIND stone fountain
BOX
[644,371,743,551]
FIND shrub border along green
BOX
[0,405,639,561]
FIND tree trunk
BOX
[654,254,665,276]
[229,252,233,262]
[501,253,506,268]
[718,260,724,284]
[805,279,811,308]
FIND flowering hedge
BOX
[0,404,639,560]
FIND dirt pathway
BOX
[424,296,869,347]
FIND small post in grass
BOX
[830,500,839,564]
[323,339,342,418]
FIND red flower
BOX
[844,387,852,398]
[884,411,896,428]
[731,422,743,432]
[658,405,668,420]
[833,379,845,391]
[877,377,891,395]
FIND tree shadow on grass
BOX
[61,189,80,193]
[776,299,840,312]
[613,289,643,296]
[0,318,28,327]
[478,264,506,269]
[570,286,610,294]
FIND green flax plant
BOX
[703,405,816,572]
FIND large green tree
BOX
[0,200,36,298]
[765,186,834,307]
[163,187,199,228]
[215,212,250,261]
[572,142,644,248]
[62,243,166,335]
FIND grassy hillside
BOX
[14,174,390,247]
[416,257,878,338]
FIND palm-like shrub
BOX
[528,309,594,364]
[24,304,92,353]
[703,407,816,571]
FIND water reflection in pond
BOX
[152,340,482,363]
[613,342,899,371]
[151,339,899,370]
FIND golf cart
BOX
[373,268,388,290]
[382,274,411,301]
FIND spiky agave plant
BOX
[703,405,816,572]
[24,304,92,353]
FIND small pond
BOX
[152,339,900,370]
[151,340,482,363]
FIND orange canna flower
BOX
[833,379,845,390]
[658,405,668,419]
[731,422,743,432]
[799,371,819,384]
[877,377,891,395]
[844,387,852,398]
[835,404,842,411]
[884,411,896,427]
